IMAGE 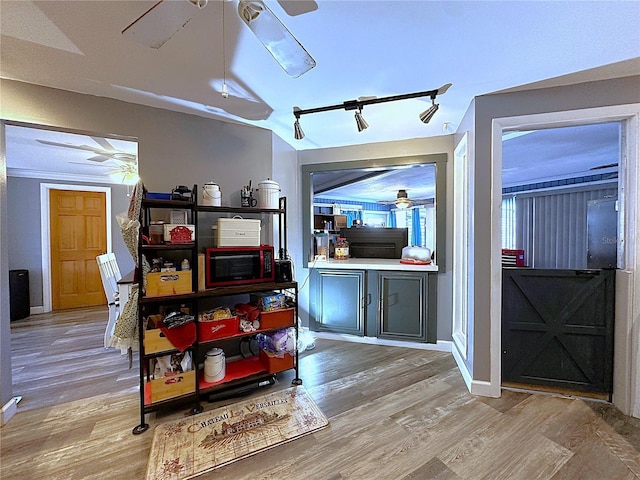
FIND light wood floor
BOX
[2,307,640,479]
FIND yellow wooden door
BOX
[50,189,107,310]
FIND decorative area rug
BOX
[146,386,329,480]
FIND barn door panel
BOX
[502,268,615,394]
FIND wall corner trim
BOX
[452,345,501,398]
[1,396,21,427]
[470,380,500,398]
[452,345,472,391]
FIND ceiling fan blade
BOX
[36,139,104,154]
[69,161,104,166]
[437,83,453,95]
[277,0,318,16]
[91,136,116,152]
[86,155,112,163]
[36,139,136,162]
[122,0,208,49]
[238,0,316,78]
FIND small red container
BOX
[197,316,239,342]
[259,349,294,374]
[259,308,295,330]
[502,249,526,267]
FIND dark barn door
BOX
[502,268,615,395]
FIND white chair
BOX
[97,253,122,349]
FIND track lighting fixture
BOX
[291,83,451,139]
[293,117,305,140]
[419,97,439,124]
[354,107,369,132]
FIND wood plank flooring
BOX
[2,307,640,479]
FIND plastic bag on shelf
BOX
[256,328,296,357]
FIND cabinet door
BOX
[374,271,429,342]
[310,269,365,336]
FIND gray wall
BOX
[1,123,11,409]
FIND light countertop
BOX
[309,258,439,272]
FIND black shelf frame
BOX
[133,187,300,435]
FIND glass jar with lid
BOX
[334,237,350,260]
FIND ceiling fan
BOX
[35,137,137,164]
[122,0,317,78]
[378,190,430,209]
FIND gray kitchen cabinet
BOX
[310,267,436,343]
[368,270,434,342]
[310,269,366,336]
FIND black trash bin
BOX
[9,269,30,321]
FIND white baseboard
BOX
[1,396,21,427]
[451,346,501,398]
[312,331,452,352]
[470,379,499,398]
[31,306,44,315]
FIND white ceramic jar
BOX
[204,348,225,383]
[256,178,280,209]
[202,182,221,206]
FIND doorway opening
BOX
[3,121,138,313]
[492,104,640,417]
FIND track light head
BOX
[294,118,305,140]
[419,98,439,124]
[355,108,369,132]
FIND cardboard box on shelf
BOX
[259,308,295,329]
[251,291,286,311]
[146,271,192,296]
[259,349,294,374]
[148,370,195,403]
[144,328,175,354]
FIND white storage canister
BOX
[204,348,226,383]
[202,182,221,206]
[256,178,280,209]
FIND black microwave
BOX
[205,245,274,288]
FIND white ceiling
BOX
[1,0,639,152]
[4,124,139,184]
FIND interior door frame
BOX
[491,104,640,416]
[452,133,470,360]
[41,183,112,313]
